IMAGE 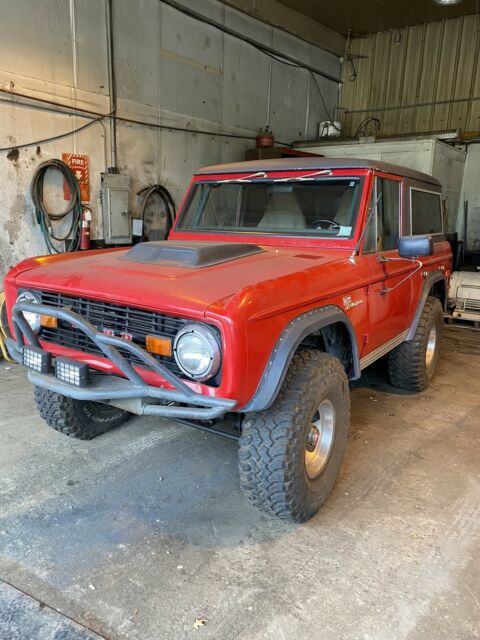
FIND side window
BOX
[411,189,443,235]
[377,179,400,251]
[362,183,377,254]
[362,177,400,253]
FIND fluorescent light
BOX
[433,0,463,5]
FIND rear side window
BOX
[411,189,443,235]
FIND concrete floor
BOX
[0,327,479,640]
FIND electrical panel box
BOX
[101,173,132,244]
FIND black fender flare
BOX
[406,269,447,341]
[241,305,360,413]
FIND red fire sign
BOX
[62,153,90,203]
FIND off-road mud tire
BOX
[34,387,131,439]
[388,296,443,392]
[238,350,350,522]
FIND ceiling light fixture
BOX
[432,0,463,5]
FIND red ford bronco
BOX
[5,158,452,522]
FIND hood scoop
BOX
[121,240,265,268]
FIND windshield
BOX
[176,178,363,238]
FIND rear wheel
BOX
[238,350,350,522]
[34,387,131,440]
[388,296,443,392]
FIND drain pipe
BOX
[105,0,118,171]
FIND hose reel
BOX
[31,159,82,254]
[137,184,176,241]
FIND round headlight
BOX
[16,291,41,334]
[173,323,221,381]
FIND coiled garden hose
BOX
[137,184,176,241]
[31,159,82,254]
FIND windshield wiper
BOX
[273,169,333,182]
[218,171,268,183]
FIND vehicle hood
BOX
[12,244,350,318]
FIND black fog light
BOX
[55,357,89,387]
[22,345,52,374]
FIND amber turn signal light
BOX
[146,335,172,357]
[40,315,58,329]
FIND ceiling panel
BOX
[278,0,478,35]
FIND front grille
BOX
[37,290,189,376]
[459,297,480,312]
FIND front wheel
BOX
[34,387,131,440]
[238,350,350,522]
[388,296,443,392]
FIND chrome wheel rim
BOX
[425,325,437,368]
[304,399,336,479]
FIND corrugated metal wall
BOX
[340,14,480,137]
[0,0,340,283]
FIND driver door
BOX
[361,175,413,355]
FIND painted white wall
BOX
[0,0,340,284]
[458,145,480,252]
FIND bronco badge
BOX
[343,295,364,310]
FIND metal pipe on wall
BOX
[344,95,480,116]
[69,0,78,155]
[105,0,118,170]
[0,89,291,145]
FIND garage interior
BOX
[1,1,480,639]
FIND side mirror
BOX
[398,236,433,258]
